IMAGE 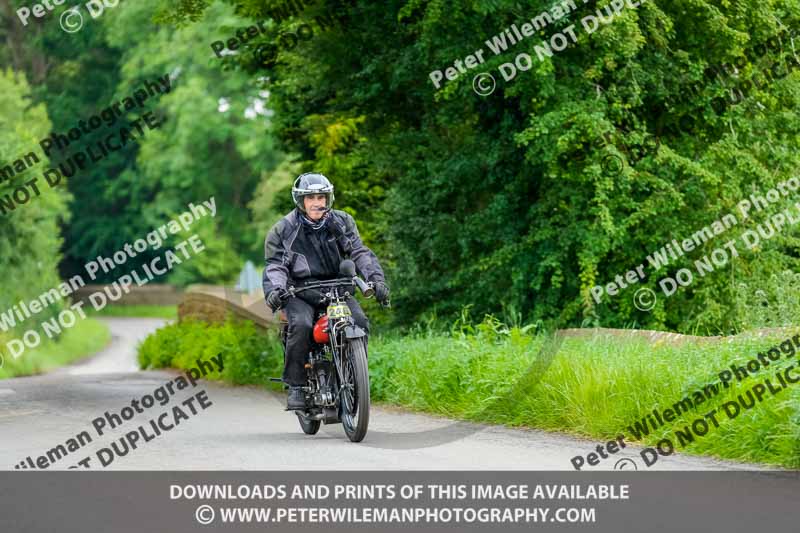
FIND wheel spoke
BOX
[347,349,359,417]
[339,345,360,427]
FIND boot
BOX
[287,386,306,410]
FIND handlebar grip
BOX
[355,277,374,297]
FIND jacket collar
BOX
[296,208,330,230]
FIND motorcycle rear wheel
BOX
[340,337,370,442]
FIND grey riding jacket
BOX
[262,208,386,297]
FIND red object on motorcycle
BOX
[313,315,330,343]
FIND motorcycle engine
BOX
[313,359,336,406]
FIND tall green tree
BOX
[105,0,283,262]
[0,0,126,278]
[0,69,70,332]
[1,0,285,285]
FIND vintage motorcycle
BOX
[271,259,385,443]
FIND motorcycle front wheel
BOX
[339,337,370,442]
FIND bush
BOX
[138,317,284,387]
[732,270,800,331]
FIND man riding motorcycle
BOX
[262,172,390,410]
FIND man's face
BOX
[303,194,328,220]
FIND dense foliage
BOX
[159,0,800,334]
[4,0,800,333]
[0,69,69,330]
[1,0,283,291]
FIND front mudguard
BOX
[344,325,367,339]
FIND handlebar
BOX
[281,277,375,300]
[279,277,390,308]
[354,277,374,298]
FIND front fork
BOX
[329,318,370,408]
[305,315,368,408]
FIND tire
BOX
[340,337,370,442]
[296,413,321,435]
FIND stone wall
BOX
[72,284,183,306]
[177,285,276,330]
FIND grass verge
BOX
[136,314,800,468]
[0,318,111,379]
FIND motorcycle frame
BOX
[291,280,364,422]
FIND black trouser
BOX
[283,297,369,386]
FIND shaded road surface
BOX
[0,318,768,471]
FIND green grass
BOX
[88,304,178,319]
[136,314,800,468]
[0,318,111,379]
[370,326,800,468]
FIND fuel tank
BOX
[313,315,329,343]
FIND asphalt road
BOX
[0,318,766,471]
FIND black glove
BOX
[372,280,390,305]
[267,288,288,312]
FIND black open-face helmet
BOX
[291,172,335,213]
